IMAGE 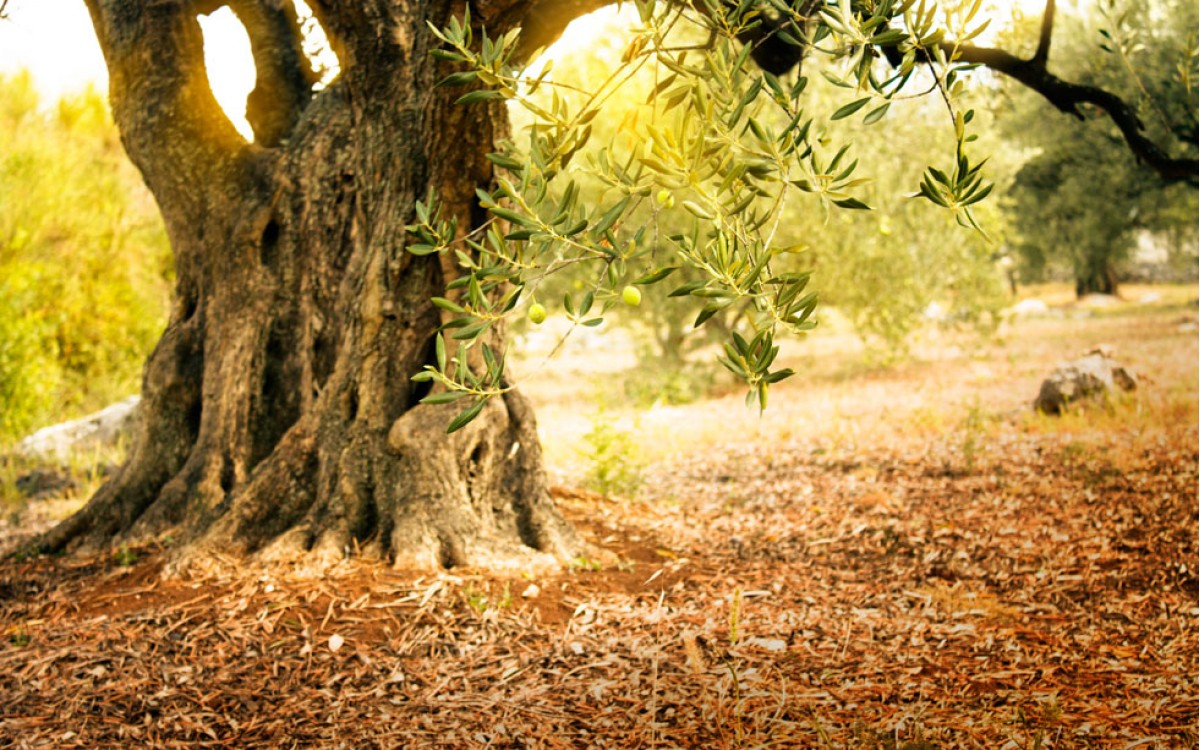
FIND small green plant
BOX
[622,360,718,408]
[113,544,137,567]
[568,555,603,572]
[463,583,514,615]
[959,400,991,473]
[1060,440,1091,466]
[728,586,742,646]
[464,586,489,615]
[580,411,643,498]
[7,625,30,648]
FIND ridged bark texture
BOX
[41,0,588,570]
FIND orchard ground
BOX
[1,283,1196,748]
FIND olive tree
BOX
[998,0,1199,296]
[31,0,1196,569]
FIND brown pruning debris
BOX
[1,308,1197,748]
[2,431,1195,748]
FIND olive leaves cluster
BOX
[411,0,995,432]
[809,0,996,227]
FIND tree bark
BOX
[1075,259,1120,298]
[40,0,589,570]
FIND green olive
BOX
[528,302,547,324]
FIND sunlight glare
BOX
[294,0,340,89]
[524,5,639,76]
[198,8,256,141]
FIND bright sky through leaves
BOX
[0,0,1051,137]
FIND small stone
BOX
[1034,346,1137,415]
[16,395,141,461]
[521,583,540,599]
[1008,298,1049,317]
[328,634,345,653]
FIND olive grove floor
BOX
[1,287,1197,748]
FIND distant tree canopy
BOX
[997,0,1198,295]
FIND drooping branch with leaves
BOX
[407,0,1194,432]
[408,0,1006,429]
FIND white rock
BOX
[17,395,141,461]
[1079,293,1120,309]
[1008,298,1049,317]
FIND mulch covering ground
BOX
[2,417,1196,749]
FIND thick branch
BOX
[83,0,250,214]
[673,0,1196,184]
[719,0,1193,185]
[1032,0,1055,66]
[736,6,816,76]
[225,0,319,146]
[501,0,817,70]
[949,42,1198,185]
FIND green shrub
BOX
[0,72,171,443]
[580,411,643,498]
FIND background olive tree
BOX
[996,0,1198,296]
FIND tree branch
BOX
[721,0,1194,185]
[736,5,815,76]
[491,0,615,61]
[488,0,819,73]
[948,42,1198,185]
[83,0,251,216]
[1032,0,1055,67]
[703,0,1196,185]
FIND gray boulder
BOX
[1034,346,1137,415]
[16,395,141,461]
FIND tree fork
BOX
[38,0,589,569]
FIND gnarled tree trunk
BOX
[1074,257,1120,298]
[40,0,604,569]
